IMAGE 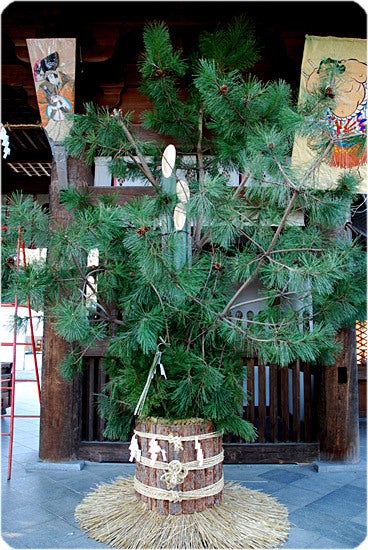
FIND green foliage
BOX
[198,16,260,72]
[2,15,366,443]
[58,348,84,381]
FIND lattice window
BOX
[356,321,367,366]
[7,162,52,177]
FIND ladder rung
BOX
[1,414,40,419]
[1,342,35,346]
[2,380,39,388]
[1,231,42,480]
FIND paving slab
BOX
[1,383,367,549]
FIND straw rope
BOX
[75,476,290,549]
[134,475,224,502]
[134,428,221,451]
[137,449,224,470]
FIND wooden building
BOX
[1,1,366,464]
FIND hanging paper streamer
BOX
[0,124,10,158]
[128,434,141,462]
[26,38,76,143]
[148,437,168,465]
[291,35,367,193]
[194,436,204,466]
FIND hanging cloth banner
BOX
[26,38,76,143]
[291,35,367,193]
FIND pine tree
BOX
[2,17,366,441]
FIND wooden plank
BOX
[303,363,312,442]
[258,364,266,442]
[292,360,301,442]
[245,358,255,424]
[223,442,320,464]
[269,364,278,442]
[96,359,106,441]
[88,186,156,205]
[83,340,108,357]
[280,367,289,442]
[86,359,95,441]
[77,441,320,464]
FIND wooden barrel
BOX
[133,418,223,515]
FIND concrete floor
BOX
[1,374,367,549]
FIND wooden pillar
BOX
[316,326,360,463]
[39,157,92,461]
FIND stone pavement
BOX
[1,378,367,549]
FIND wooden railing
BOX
[80,357,318,443]
[242,359,317,443]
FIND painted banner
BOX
[291,35,367,192]
[26,38,76,143]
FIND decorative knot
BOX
[160,459,188,490]
[168,433,183,451]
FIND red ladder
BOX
[1,228,42,480]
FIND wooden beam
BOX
[39,158,92,461]
[77,441,320,464]
[316,326,360,463]
[88,185,155,204]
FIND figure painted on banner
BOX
[32,51,74,126]
[305,57,367,168]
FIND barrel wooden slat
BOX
[168,422,184,515]
[213,425,222,506]
[134,419,223,515]
[204,421,214,510]
[159,422,172,515]
[135,421,148,505]
[194,421,207,513]
[181,423,195,514]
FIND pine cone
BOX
[136,226,151,236]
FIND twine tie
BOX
[160,460,188,489]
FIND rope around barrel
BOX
[137,450,224,470]
[134,428,222,451]
[134,475,224,502]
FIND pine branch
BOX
[113,110,160,191]
[221,189,300,317]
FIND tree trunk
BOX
[39,157,92,462]
[316,326,360,462]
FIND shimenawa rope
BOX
[134,475,224,502]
